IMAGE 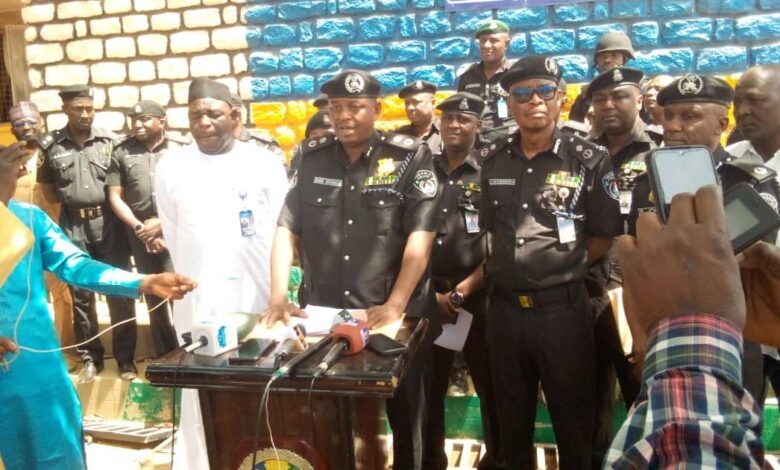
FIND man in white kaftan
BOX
[154,78,288,469]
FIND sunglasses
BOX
[511,85,558,103]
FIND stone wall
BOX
[21,0,251,132]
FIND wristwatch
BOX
[449,290,465,307]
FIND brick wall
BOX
[21,0,251,132]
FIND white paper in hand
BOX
[433,308,473,351]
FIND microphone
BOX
[273,324,306,371]
[274,333,331,378]
[313,320,369,379]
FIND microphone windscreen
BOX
[331,321,370,355]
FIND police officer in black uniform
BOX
[457,19,517,143]
[36,85,134,383]
[627,74,780,404]
[229,93,286,161]
[569,31,636,124]
[586,66,659,464]
[395,80,442,153]
[480,56,622,469]
[264,69,440,469]
[422,92,500,470]
[106,100,189,366]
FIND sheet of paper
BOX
[371,316,405,340]
[294,305,367,336]
[434,308,474,351]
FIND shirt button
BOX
[350,185,355,191]
[379,200,385,206]
[347,219,353,225]
[493,200,498,205]
[517,238,525,246]
[344,255,350,261]
[344,290,350,296]
[527,168,533,174]
[316,197,322,203]
[522,203,528,209]
[448,180,454,186]
[442,208,448,213]
[436,239,443,245]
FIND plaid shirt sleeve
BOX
[604,314,765,469]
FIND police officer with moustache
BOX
[423,92,501,470]
[457,20,517,142]
[107,100,189,366]
[36,85,134,383]
[480,56,622,469]
[628,74,780,404]
[263,69,441,469]
[586,67,659,464]
[395,80,442,153]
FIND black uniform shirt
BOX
[278,131,440,318]
[37,126,117,208]
[457,60,515,132]
[395,119,442,155]
[593,118,661,218]
[480,129,622,291]
[431,149,485,283]
[106,134,189,221]
[627,146,780,237]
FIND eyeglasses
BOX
[11,119,40,129]
[511,85,558,103]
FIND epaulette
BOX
[112,133,131,146]
[562,133,608,169]
[248,130,281,148]
[93,127,119,141]
[560,119,591,139]
[723,160,777,184]
[165,132,191,145]
[646,127,664,146]
[480,134,511,160]
[381,132,420,151]
[38,131,58,150]
[301,134,337,154]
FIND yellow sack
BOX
[0,201,34,288]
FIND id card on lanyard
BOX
[238,190,256,237]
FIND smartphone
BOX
[367,334,406,356]
[647,146,720,222]
[723,182,780,253]
[228,338,276,365]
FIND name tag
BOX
[313,176,342,188]
[464,209,480,233]
[556,216,576,244]
[497,98,508,119]
[239,209,256,237]
[619,190,632,215]
[488,178,515,186]
[365,175,398,186]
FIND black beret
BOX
[586,67,644,99]
[59,85,93,101]
[188,78,232,105]
[305,110,333,137]
[436,92,484,118]
[398,80,437,99]
[128,100,166,118]
[475,19,509,38]
[656,74,734,107]
[500,55,563,91]
[321,69,381,99]
[312,93,329,108]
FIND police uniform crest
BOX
[612,68,623,82]
[602,171,619,201]
[678,74,704,95]
[544,58,558,75]
[413,169,437,197]
[459,98,469,110]
[345,73,365,94]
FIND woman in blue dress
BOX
[0,142,196,470]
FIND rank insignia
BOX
[376,158,396,177]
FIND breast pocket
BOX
[302,187,341,239]
[125,157,145,186]
[486,187,516,234]
[90,156,110,181]
[363,191,402,234]
[51,154,76,187]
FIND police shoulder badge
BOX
[678,73,704,95]
[345,73,365,94]
[413,169,437,197]
[602,171,619,201]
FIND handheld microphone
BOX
[274,333,331,378]
[313,320,369,379]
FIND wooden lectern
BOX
[146,319,428,470]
